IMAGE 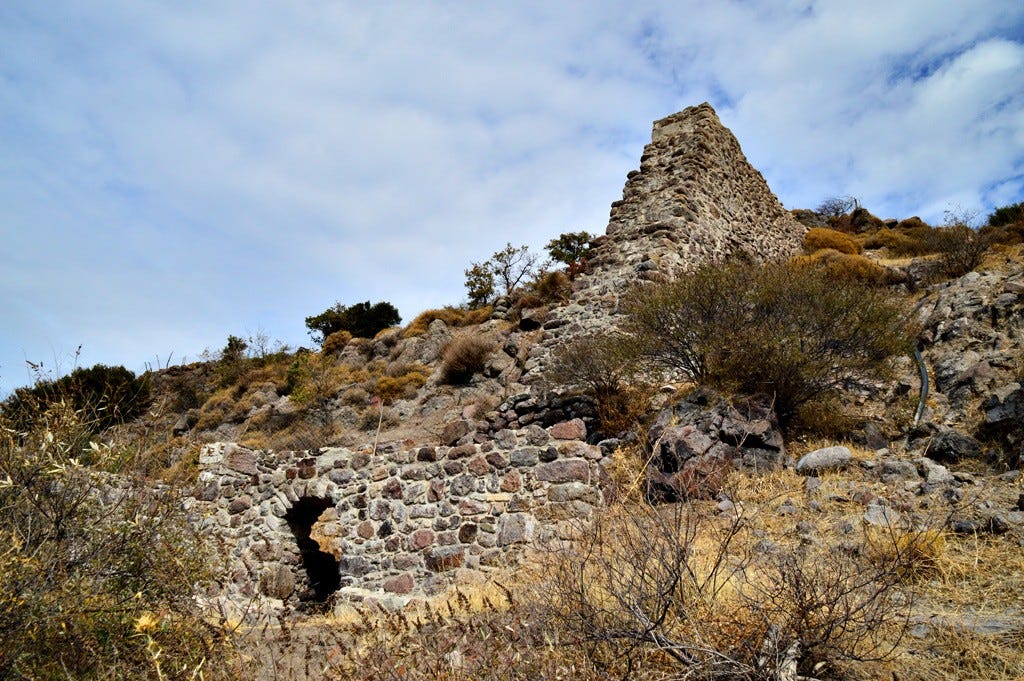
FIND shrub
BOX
[0,397,225,678]
[1,363,151,434]
[541,497,929,679]
[863,227,928,255]
[529,270,571,303]
[464,243,542,307]
[931,225,992,278]
[545,231,593,272]
[979,222,1024,246]
[790,249,891,286]
[816,195,860,219]
[403,306,493,337]
[987,200,1023,228]
[373,364,430,403]
[321,329,353,355]
[624,262,913,425]
[440,334,493,384]
[803,227,862,255]
[546,332,647,436]
[305,300,402,343]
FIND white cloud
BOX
[1,1,1022,393]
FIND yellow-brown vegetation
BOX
[803,227,863,255]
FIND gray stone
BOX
[795,446,852,475]
[535,458,590,483]
[497,513,535,546]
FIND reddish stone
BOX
[500,470,522,492]
[485,452,509,469]
[548,418,587,441]
[409,529,435,551]
[383,573,414,594]
[425,546,465,572]
[448,444,477,459]
[467,455,490,476]
[382,478,403,499]
[357,521,375,539]
[428,479,445,502]
[441,419,472,446]
[535,458,590,483]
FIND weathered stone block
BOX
[408,528,435,551]
[383,573,414,594]
[548,418,587,441]
[425,546,465,572]
[535,458,590,483]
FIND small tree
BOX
[464,243,541,307]
[545,231,593,269]
[305,300,401,343]
[816,195,860,219]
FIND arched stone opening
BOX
[284,496,341,604]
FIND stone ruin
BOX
[522,102,806,380]
[194,102,812,612]
[193,420,607,609]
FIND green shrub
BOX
[545,231,593,272]
[2,364,151,434]
[624,262,913,425]
[440,334,493,384]
[305,300,402,343]
[464,243,542,307]
[803,227,862,255]
[987,201,1023,228]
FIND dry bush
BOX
[803,227,863,255]
[980,222,1024,245]
[625,262,913,425]
[530,269,572,303]
[864,227,931,256]
[357,405,400,431]
[403,306,493,337]
[538,494,933,679]
[372,363,430,404]
[321,329,353,355]
[0,398,230,679]
[790,249,892,286]
[440,334,493,385]
[930,225,993,278]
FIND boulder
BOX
[795,446,852,475]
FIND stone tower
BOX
[524,103,806,380]
[570,102,806,309]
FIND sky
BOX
[2,1,1023,394]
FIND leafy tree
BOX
[463,243,541,307]
[305,300,401,343]
[464,262,496,309]
[545,231,593,268]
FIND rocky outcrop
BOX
[644,389,786,501]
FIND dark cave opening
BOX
[284,496,341,604]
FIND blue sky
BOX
[2,1,1023,393]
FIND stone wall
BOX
[193,421,607,608]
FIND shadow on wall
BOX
[284,496,341,605]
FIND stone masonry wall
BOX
[193,421,606,608]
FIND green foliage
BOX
[987,201,1023,228]
[545,231,593,267]
[305,300,402,343]
[624,262,913,425]
[464,243,541,307]
[1,364,150,434]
